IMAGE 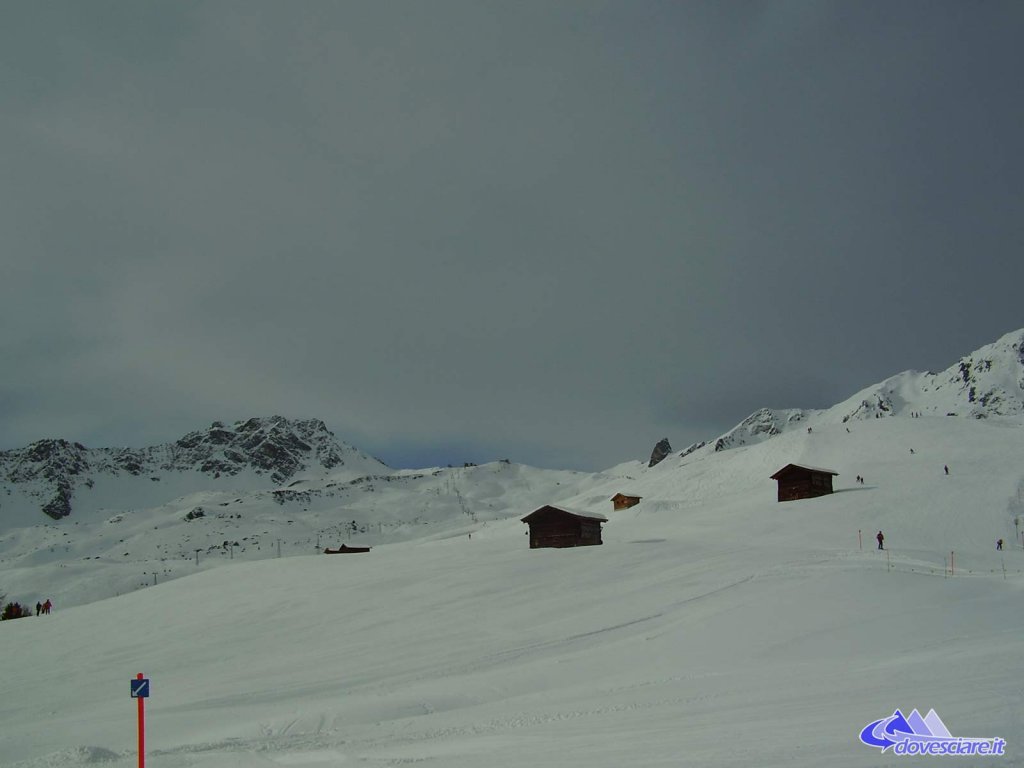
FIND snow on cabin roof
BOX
[521,504,608,522]
[610,492,642,500]
[769,463,839,479]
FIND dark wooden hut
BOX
[770,464,838,502]
[521,505,607,548]
[323,544,371,554]
[610,493,642,511]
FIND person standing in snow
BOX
[35,601,41,616]
[42,599,51,614]
[944,465,949,475]
[997,539,1004,551]
[876,531,885,550]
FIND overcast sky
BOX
[2,1,1023,471]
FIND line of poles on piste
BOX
[858,529,1017,579]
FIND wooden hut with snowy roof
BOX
[610,493,642,511]
[770,464,838,502]
[521,505,607,549]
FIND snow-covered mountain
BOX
[3,330,1024,615]
[0,416,389,523]
[691,328,1024,455]
[0,415,617,608]
[5,372,1024,767]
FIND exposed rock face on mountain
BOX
[698,328,1024,456]
[0,416,388,520]
[3,438,90,519]
[167,417,351,483]
[711,408,807,452]
[648,438,672,467]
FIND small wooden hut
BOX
[521,505,607,549]
[610,493,642,511]
[323,544,371,554]
[770,464,838,502]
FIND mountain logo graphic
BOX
[859,709,1005,757]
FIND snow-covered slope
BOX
[2,413,1023,767]
[830,327,1024,421]
[0,455,613,609]
[692,328,1024,455]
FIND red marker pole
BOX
[136,673,145,768]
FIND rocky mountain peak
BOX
[169,416,344,483]
[939,328,1024,418]
[1,416,385,521]
[648,438,672,468]
[7,439,89,483]
[1,438,91,519]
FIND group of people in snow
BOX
[35,599,52,616]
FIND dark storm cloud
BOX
[2,2,1023,470]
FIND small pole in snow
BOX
[1002,555,1007,580]
[277,539,281,558]
[886,549,891,573]
[138,673,145,768]
[858,529,862,550]
[130,672,149,768]
[229,543,233,560]
[194,549,201,566]
[950,550,955,576]
[153,573,157,586]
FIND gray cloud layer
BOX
[3,2,1023,469]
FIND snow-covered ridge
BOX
[831,327,1024,422]
[690,328,1024,457]
[0,416,388,520]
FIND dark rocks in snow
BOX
[114,450,145,475]
[200,458,240,476]
[679,441,708,459]
[206,427,234,445]
[42,486,73,520]
[0,416,382,522]
[11,439,89,483]
[648,438,672,468]
[271,489,314,506]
